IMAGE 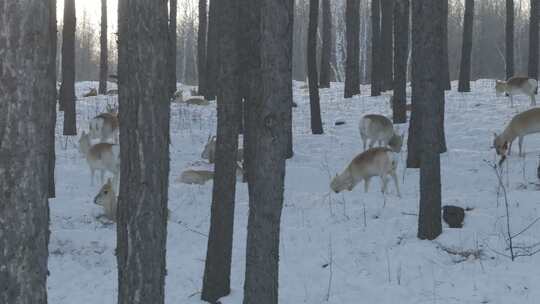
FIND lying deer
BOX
[178,162,244,185]
[495,76,538,107]
[201,135,244,163]
[79,131,120,187]
[330,147,401,197]
[493,107,540,160]
[359,114,404,152]
[185,96,210,106]
[89,111,119,143]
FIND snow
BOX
[48,80,540,303]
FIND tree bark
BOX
[198,0,208,95]
[201,0,241,301]
[48,0,58,198]
[308,0,324,134]
[116,1,170,303]
[99,0,108,95]
[506,0,515,80]
[371,0,382,96]
[392,0,408,124]
[243,0,292,303]
[320,0,332,88]
[381,0,394,91]
[60,0,77,135]
[458,0,474,92]
[0,1,52,302]
[345,0,361,98]
[529,0,539,81]
[441,0,451,90]
[411,0,443,240]
[205,0,219,100]
[169,0,178,97]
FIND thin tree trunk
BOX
[381,0,394,91]
[169,0,178,97]
[205,0,219,100]
[99,0,108,94]
[308,0,324,134]
[116,1,170,303]
[392,0,408,124]
[243,0,292,302]
[48,0,58,198]
[441,0,451,90]
[529,0,539,81]
[458,0,474,92]
[198,0,207,95]
[411,0,443,240]
[506,0,515,79]
[371,0,382,96]
[0,0,52,302]
[345,0,361,98]
[60,0,77,134]
[201,0,240,301]
[320,0,332,88]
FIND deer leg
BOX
[364,177,370,193]
[100,170,105,184]
[518,136,524,157]
[361,134,367,151]
[508,140,513,156]
[532,94,537,106]
[90,169,95,186]
[369,139,376,149]
[380,175,388,194]
[391,171,401,198]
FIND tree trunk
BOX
[116,1,170,303]
[169,0,178,97]
[392,0,408,124]
[205,0,219,100]
[529,0,539,81]
[411,0,443,240]
[371,0,382,96]
[506,0,515,80]
[308,0,324,134]
[458,0,474,92]
[380,0,394,91]
[60,0,77,135]
[0,0,52,302]
[197,0,208,95]
[320,0,332,88]
[243,0,292,303]
[201,0,241,301]
[441,0,451,90]
[99,0,108,95]
[48,0,58,198]
[345,0,361,98]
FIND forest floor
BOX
[48,80,540,304]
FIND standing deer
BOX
[493,107,540,158]
[89,111,119,143]
[359,114,404,152]
[178,162,245,185]
[201,135,244,163]
[79,131,120,187]
[495,76,538,107]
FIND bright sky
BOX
[57,0,119,32]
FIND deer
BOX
[359,114,404,152]
[201,135,244,163]
[89,110,119,144]
[185,96,210,106]
[79,131,120,188]
[173,90,184,103]
[178,162,245,185]
[493,107,540,162]
[495,76,538,107]
[330,147,401,197]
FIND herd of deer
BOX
[78,76,540,221]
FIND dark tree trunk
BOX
[116,1,170,303]
[506,0,515,80]
[99,0,108,95]
[0,0,52,302]
[48,0,57,198]
[243,0,292,303]
[441,0,451,90]
[345,0,361,98]
[169,0,178,97]
[198,0,208,95]
[205,0,219,100]
[320,0,332,88]
[60,0,77,135]
[308,0,324,134]
[458,0,474,92]
[371,0,382,96]
[529,0,539,80]
[392,0,408,124]
[201,0,241,301]
[411,0,443,240]
[380,0,394,91]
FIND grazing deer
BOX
[79,131,120,187]
[495,76,538,107]
[201,135,244,163]
[178,162,244,185]
[359,114,404,152]
[94,178,117,221]
[89,111,119,143]
[493,107,540,158]
[330,147,401,197]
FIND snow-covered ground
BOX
[48,80,540,303]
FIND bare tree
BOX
[506,0,515,79]
[308,0,324,134]
[60,0,77,134]
[169,0,178,97]
[345,0,361,98]
[392,0,408,123]
[371,0,382,96]
[205,0,219,100]
[458,0,474,92]
[320,0,332,88]
[48,0,58,198]
[116,1,170,303]
[529,0,539,81]
[0,0,53,302]
[197,0,207,95]
[441,0,451,90]
[381,0,394,91]
[99,0,108,94]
